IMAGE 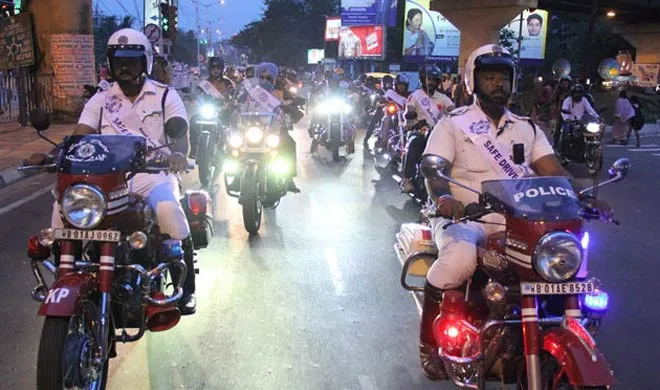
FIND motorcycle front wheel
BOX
[586,145,603,177]
[38,311,109,389]
[197,132,214,188]
[519,352,608,390]
[241,167,263,235]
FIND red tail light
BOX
[27,235,50,260]
[386,103,398,115]
[432,290,481,358]
[187,191,209,216]
[297,82,303,88]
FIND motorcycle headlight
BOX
[586,122,600,133]
[266,134,280,148]
[315,102,329,114]
[533,232,583,282]
[200,104,216,120]
[246,126,264,144]
[229,134,243,148]
[61,184,106,229]
[289,86,298,94]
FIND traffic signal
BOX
[160,3,171,37]
[168,6,177,41]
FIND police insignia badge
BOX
[492,44,504,54]
[469,120,491,136]
[118,35,129,45]
[105,95,123,114]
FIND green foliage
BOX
[230,0,340,66]
[541,12,635,81]
[171,29,199,64]
[93,15,134,65]
[498,28,521,58]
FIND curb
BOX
[0,166,38,189]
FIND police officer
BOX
[400,65,454,193]
[363,75,394,146]
[29,28,198,314]
[417,44,612,380]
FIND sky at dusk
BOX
[97,0,265,39]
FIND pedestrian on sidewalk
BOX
[612,90,635,145]
[627,95,645,147]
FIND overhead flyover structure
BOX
[539,0,660,63]
[430,0,539,73]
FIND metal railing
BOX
[0,71,54,125]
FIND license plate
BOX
[520,282,595,295]
[54,229,121,242]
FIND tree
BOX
[93,14,135,65]
[171,29,199,64]
[230,0,339,67]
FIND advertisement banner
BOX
[501,9,549,60]
[307,49,325,64]
[341,0,398,27]
[338,25,385,60]
[631,64,660,87]
[401,0,460,61]
[325,17,341,42]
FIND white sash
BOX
[458,108,532,180]
[385,89,407,107]
[247,84,281,112]
[103,93,162,150]
[410,90,442,126]
[198,80,224,100]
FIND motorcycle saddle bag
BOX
[397,223,438,256]
[181,190,213,249]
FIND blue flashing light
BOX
[584,291,609,311]
[161,239,183,260]
[581,231,590,250]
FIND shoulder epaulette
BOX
[448,105,470,117]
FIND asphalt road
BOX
[0,123,659,390]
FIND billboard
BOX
[401,0,460,61]
[325,17,341,42]
[338,25,385,60]
[307,49,325,64]
[341,0,398,27]
[501,9,549,60]
[631,64,660,87]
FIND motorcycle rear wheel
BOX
[38,314,109,390]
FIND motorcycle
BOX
[191,97,235,188]
[373,100,409,170]
[393,117,430,205]
[223,111,291,234]
[557,110,605,176]
[309,94,356,161]
[19,111,212,390]
[396,157,629,389]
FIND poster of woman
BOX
[401,0,460,60]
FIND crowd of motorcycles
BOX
[19,68,629,389]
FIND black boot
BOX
[178,237,196,315]
[419,282,448,381]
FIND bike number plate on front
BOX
[520,282,595,295]
[54,229,121,242]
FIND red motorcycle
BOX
[20,113,212,389]
[397,157,629,389]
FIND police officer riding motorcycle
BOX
[399,65,455,196]
[414,43,613,382]
[557,84,604,175]
[189,56,237,188]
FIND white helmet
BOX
[463,43,517,96]
[107,28,154,78]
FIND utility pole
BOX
[196,0,200,70]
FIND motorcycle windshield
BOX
[57,134,146,175]
[482,177,582,221]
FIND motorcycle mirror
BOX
[164,117,188,140]
[30,109,51,132]
[608,157,630,182]
[400,254,433,292]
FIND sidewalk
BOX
[0,121,72,188]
